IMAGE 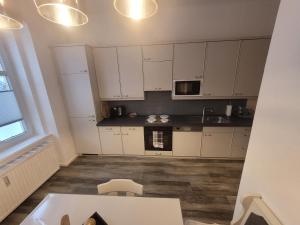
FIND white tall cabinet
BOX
[173,43,206,80]
[118,47,144,99]
[93,48,122,99]
[143,44,173,91]
[203,41,240,97]
[93,46,144,100]
[234,39,270,97]
[53,45,101,155]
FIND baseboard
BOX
[60,154,78,167]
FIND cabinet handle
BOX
[235,93,243,96]
[195,75,203,79]
[122,133,129,136]
[114,133,121,135]
[243,134,249,137]
[203,93,212,96]
[205,134,212,136]
[144,58,151,61]
[80,70,88,73]
[104,128,113,131]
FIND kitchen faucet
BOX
[202,106,214,123]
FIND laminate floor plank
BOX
[1,156,243,225]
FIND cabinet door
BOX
[173,43,206,80]
[173,132,202,157]
[143,44,173,61]
[53,46,88,75]
[93,48,122,99]
[60,74,96,117]
[234,39,270,97]
[143,61,172,91]
[99,127,123,155]
[203,41,239,97]
[121,127,144,155]
[117,47,144,99]
[231,127,251,158]
[70,118,101,154]
[201,129,233,158]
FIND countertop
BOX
[97,115,253,128]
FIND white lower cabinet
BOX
[99,127,124,155]
[173,131,202,157]
[121,127,144,155]
[201,127,234,158]
[231,127,251,158]
[70,117,101,154]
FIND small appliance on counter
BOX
[110,106,126,118]
[233,106,254,119]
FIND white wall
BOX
[233,1,300,225]
[3,0,279,164]
[65,0,280,46]
[5,0,77,165]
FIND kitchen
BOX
[2,0,298,225]
[53,39,268,159]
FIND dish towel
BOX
[153,131,164,149]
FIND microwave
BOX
[173,80,203,96]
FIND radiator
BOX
[0,136,60,222]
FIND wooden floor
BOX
[1,156,244,225]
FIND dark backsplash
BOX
[107,91,247,116]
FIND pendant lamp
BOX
[114,0,158,20]
[34,0,88,27]
[0,0,23,29]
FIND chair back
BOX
[233,196,283,225]
[97,179,143,196]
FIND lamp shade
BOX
[114,0,158,20]
[34,0,88,27]
[0,1,23,29]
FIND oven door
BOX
[174,80,202,96]
[144,126,173,153]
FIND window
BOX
[0,58,27,142]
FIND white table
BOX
[20,194,184,225]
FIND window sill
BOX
[0,134,51,165]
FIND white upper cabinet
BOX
[173,43,206,80]
[143,45,173,91]
[93,48,122,99]
[117,46,144,99]
[60,74,96,117]
[143,61,173,91]
[203,41,240,97]
[234,39,270,97]
[53,46,89,75]
[70,118,101,155]
[143,44,173,61]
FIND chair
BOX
[97,179,143,196]
[184,195,283,225]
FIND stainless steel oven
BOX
[173,80,203,96]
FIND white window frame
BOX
[0,45,34,152]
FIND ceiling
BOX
[6,0,280,46]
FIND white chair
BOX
[97,179,143,196]
[184,195,283,225]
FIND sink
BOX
[205,116,231,124]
